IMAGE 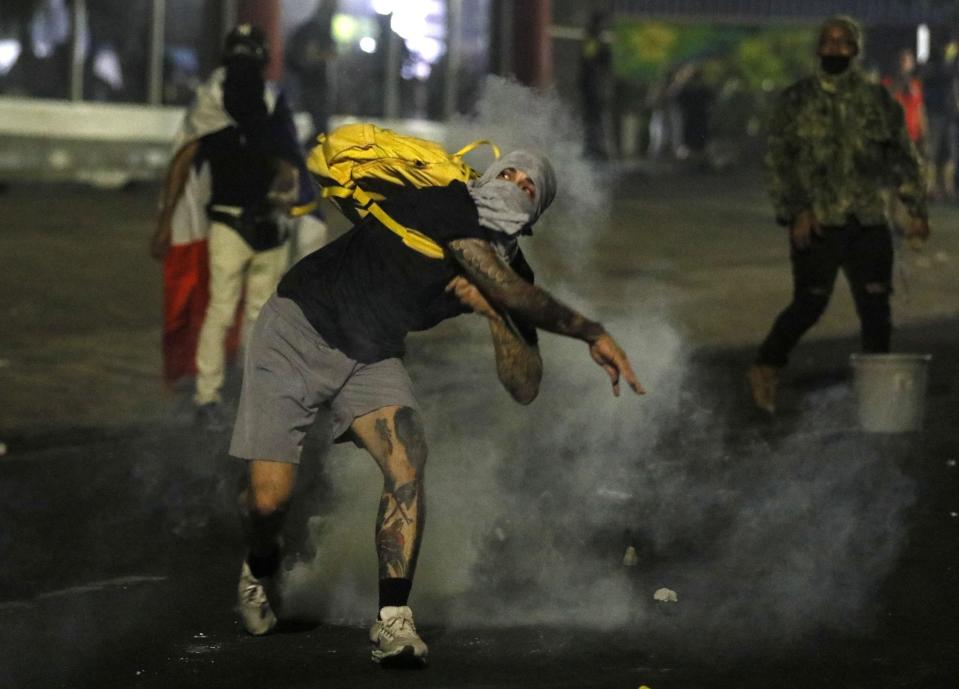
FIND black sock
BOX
[247,546,281,579]
[378,577,412,613]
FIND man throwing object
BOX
[229,149,643,666]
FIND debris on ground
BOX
[653,587,678,603]
[622,545,639,567]
[596,487,633,503]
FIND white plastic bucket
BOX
[850,354,932,433]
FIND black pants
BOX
[757,221,894,368]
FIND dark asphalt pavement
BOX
[2,320,958,689]
[1,171,958,689]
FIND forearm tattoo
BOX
[447,239,606,342]
[489,317,542,403]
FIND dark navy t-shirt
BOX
[281,181,537,363]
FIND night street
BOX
[1,165,958,688]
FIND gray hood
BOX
[468,149,557,239]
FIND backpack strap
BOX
[290,199,319,217]
[321,186,354,200]
[452,140,501,164]
[348,185,446,260]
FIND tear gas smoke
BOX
[446,76,612,262]
[281,77,915,655]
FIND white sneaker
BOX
[236,560,277,636]
[369,605,428,666]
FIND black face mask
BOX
[820,55,853,75]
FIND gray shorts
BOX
[229,295,420,463]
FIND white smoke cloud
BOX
[280,76,916,654]
[445,75,612,262]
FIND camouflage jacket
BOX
[765,67,927,227]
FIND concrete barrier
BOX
[0,97,448,188]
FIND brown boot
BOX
[747,364,778,414]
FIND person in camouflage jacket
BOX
[747,15,931,414]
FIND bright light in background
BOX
[332,14,362,43]
[387,0,446,78]
[371,0,396,15]
[0,39,21,76]
[330,0,446,78]
[389,0,444,42]
[404,35,444,64]
[93,48,123,90]
[917,24,931,64]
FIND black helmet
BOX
[222,23,269,65]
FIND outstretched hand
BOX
[589,333,645,396]
[447,276,644,396]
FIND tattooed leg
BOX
[375,479,424,579]
[351,406,429,581]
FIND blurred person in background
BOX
[84,0,150,102]
[150,24,315,430]
[0,0,71,98]
[882,48,927,149]
[921,38,959,201]
[646,65,684,159]
[881,48,928,235]
[286,0,337,142]
[652,62,699,160]
[748,15,930,414]
[674,63,715,163]
[579,10,612,160]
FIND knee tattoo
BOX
[374,417,395,458]
[394,407,428,473]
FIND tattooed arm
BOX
[446,238,644,396]
[446,276,543,404]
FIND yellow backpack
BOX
[306,123,499,259]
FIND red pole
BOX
[512,0,553,88]
[239,0,284,82]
